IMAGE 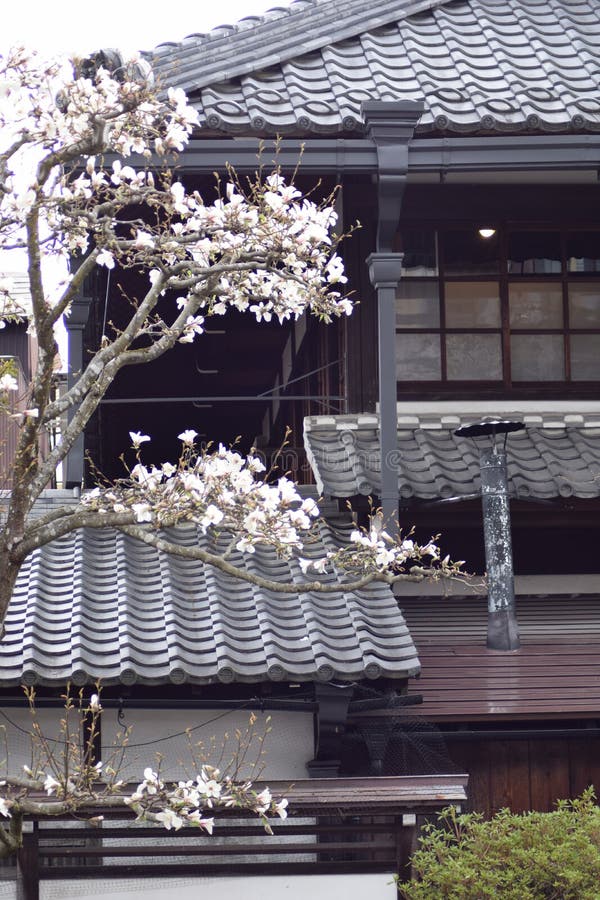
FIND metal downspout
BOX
[362,100,424,534]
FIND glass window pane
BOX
[511,335,564,380]
[509,284,563,329]
[442,229,499,276]
[569,283,600,328]
[445,282,501,327]
[571,335,600,380]
[398,229,438,276]
[567,232,600,273]
[396,333,441,381]
[508,231,561,274]
[396,282,440,328]
[446,334,502,380]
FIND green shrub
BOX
[397,788,600,899]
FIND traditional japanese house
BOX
[135,0,600,816]
[1,0,599,894]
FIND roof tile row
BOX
[4,521,419,686]
[150,0,600,135]
[304,414,600,499]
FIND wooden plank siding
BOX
[399,595,600,720]
[449,736,600,816]
[384,594,600,817]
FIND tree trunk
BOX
[0,554,21,639]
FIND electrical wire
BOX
[114,699,257,748]
[0,693,313,749]
[0,698,257,748]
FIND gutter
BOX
[177,134,600,174]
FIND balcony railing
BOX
[13,775,468,900]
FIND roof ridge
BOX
[149,0,453,94]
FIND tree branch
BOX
[116,525,434,593]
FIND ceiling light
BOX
[478,227,496,239]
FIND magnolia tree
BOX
[0,46,460,634]
[0,688,288,856]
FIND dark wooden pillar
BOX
[16,823,39,900]
[395,813,418,881]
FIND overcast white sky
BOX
[1,0,294,55]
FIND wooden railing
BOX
[15,775,468,899]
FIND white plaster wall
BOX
[0,706,314,782]
[0,708,65,778]
[41,874,397,900]
[101,708,314,782]
[0,880,15,900]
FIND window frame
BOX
[395,223,600,395]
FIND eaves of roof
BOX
[178,133,600,174]
[3,519,420,687]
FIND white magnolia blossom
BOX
[129,431,151,448]
[79,437,459,580]
[0,694,287,839]
[178,429,198,445]
[0,49,351,340]
[96,249,115,269]
[83,442,322,551]
[0,373,18,392]
[274,798,288,819]
[122,763,286,833]
[44,774,61,795]
[0,47,460,643]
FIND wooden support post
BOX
[64,292,92,489]
[395,813,418,885]
[17,823,39,900]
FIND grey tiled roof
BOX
[304,413,600,499]
[2,520,419,687]
[0,490,80,524]
[150,0,600,135]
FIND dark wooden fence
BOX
[14,775,468,899]
[450,733,600,817]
